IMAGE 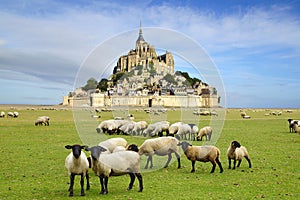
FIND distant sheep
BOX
[35,116,50,126]
[178,141,223,173]
[243,115,251,119]
[292,121,300,134]
[143,121,170,137]
[138,136,181,169]
[0,111,5,118]
[240,111,246,118]
[7,112,14,117]
[65,144,90,197]
[287,119,299,133]
[197,126,212,141]
[227,141,251,169]
[86,145,143,194]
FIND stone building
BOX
[113,22,174,75]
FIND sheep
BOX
[175,123,192,140]
[197,126,213,141]
[7,112,14,117]
[65,144,90,197]
[85,145,143,194]
[98,138,128,153]
[138,136,181,169]
[168,122,184,137]
[112,146,126,152]
[243,115,251,119]
[13,111,19,118]
[178,141,223,173]
[0,111,5,118]
[34,116,50,126]
[292,121,300,134]
[287,119,299,133]
[133,121,148,136]
[227,141,252,169]
[143,121,170,137]
[96,120,128,134]
[240,111,247,118]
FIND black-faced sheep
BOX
[85,146,143,194]
[65,144,90,197]
[178,141,223,173]
[138,136,181,169]
[197,126,212,141]
[35,116,50,126]
[292,121,300,134]
[287,119,299,133]
[227,141,252,169]
[0,111,5,118]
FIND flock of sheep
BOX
[0,111,19,118]
[64,114,253,197]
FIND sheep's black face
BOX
[96,128,101,133]
[86,146,107,160]
[127,144,139,152]
[231,141,241,149]
[65,144,84,159]
[178,141,191,151]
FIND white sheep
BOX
[96,119,128,134]
[98,138,128,153]
[133,121,148,136]
[7,112,14,117]
[197,126,213,141]
[143,121,170,137]
[0,111,5,118]
[112,146,126,152]
[227,141,252,169]
[243,115,251,119]
[178,141,223,173]
[138,136,181,169]
[86,145,143,194]
[175,123,192,140]
[65,144,90,197]
[13,111,19,118]
[35,116,50,126]
[168,122,184,136]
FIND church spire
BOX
[136,20,145,42]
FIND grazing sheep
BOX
[86,146,143,194]
[178,141,223,173]
[65,144,90,197]
[7,112,14,117]
[98,138,128,153]
[96,120,128,134]
[227,141,252,169]
[133,121,148,136]
[138,136,181,169]
[175,123,192,140]
[243,115,251,119]
[143,121,170,137]
[197,126,213,141]
[287,119,299,133]
[0,111,5,118]
[240,111,246,118]
[168,122,184,137]
[35,116,50,126]
[13,112,19,118]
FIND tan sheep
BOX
[197,126,212,141]
[227,141,252,169]
[178,141,223,173]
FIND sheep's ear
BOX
[65,145,72,149]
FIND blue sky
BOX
[0,0,300,108]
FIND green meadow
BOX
[0,105,299,199]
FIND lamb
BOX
[65,144,90,197]
[178,141,223,173]
[138,136,181,169]
[197,126,213,141]
[85,145,143,194]
[287,119,299,133]
[227,141,252,169]
[98,138,128,153]
[0,111,5,118]
[34,116,50,126]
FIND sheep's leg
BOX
[245,156,252,168]
[237,160,242,168]
[228,158,232,169]
[103,176,109,194]
[99,175,106,194]
[127,172,135,190]
[86,171,90,190]
[80,173,85,196]
[68,173,75,197]
[216,157,223,173]
[145,155,152,169]
[164,153,172,168]
[135,173,143,192]
[210,161,216,173]
[191,161,196,173]
[174,151,181,169]
[233,159,237,169]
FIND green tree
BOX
[97,78,108,91]
[163,73,177,85]
[82,77,98,91]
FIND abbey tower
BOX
[113,22,174,75]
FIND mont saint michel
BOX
[64,23,219,108]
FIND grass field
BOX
[0,105,299,199]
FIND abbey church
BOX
[113,22,174,75]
